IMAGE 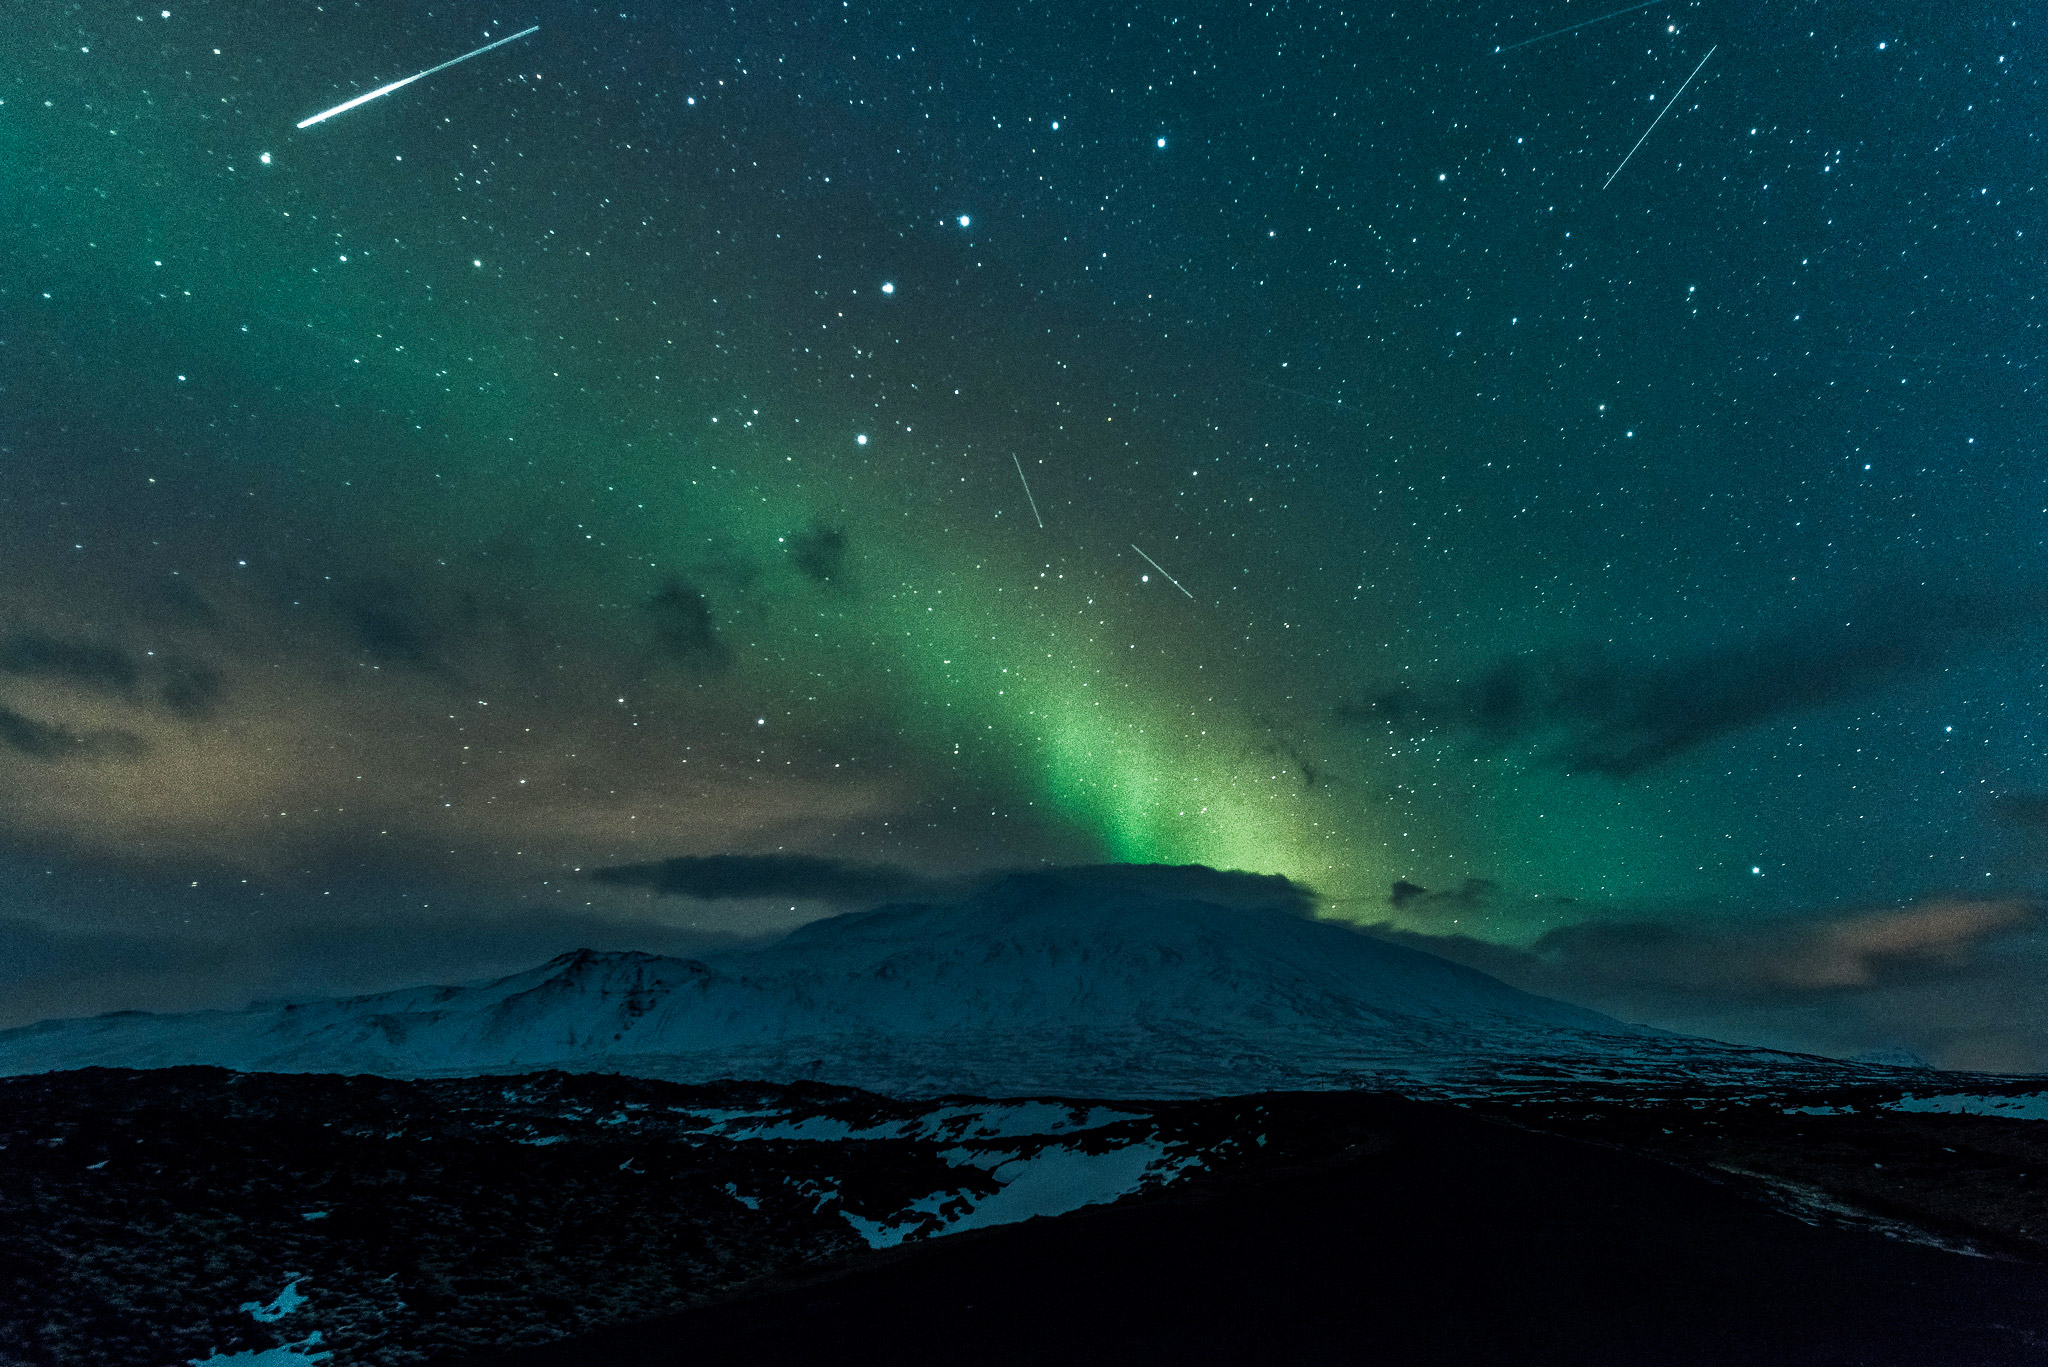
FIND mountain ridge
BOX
[0,870,1914,1097]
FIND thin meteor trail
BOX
[1130,544,1194,599]
[296,25,539,129]
[1011,454,1045,528]
[1603,45,1716,190]
[1494,0,1666,53]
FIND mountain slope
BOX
[0,869,1892,1096]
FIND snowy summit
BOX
[0,866,1882,1096]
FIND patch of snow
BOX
[240,1280,307,1323]
[188,1333,331,1366]
[722,1182,760,1210]
[1783,1104,1845,1116]
[713,1115,861,1141]
[1719,1167,1989,1258]
[938,1145,1014,1170]
[782,1175,839,1213]
[908,1101,1144,1140]
[676,1100,1144,1145]
[840,1210,920,1249]
[844,1139,1191,1249]
[964,1142,1175,1227]
[1888,1091,2048,1121]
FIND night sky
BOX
[4,0,2046,1067]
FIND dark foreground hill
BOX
[483,1094,2048,1367]
[8,1066,2048,1365]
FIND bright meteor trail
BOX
[1012,454,1045,528]
[1131,544,1194,599]
[1493,0,1667,54]
[1603,45,1716,190]
[296,25,539,130]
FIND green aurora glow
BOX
[5,0,2045,1016]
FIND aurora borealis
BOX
[5,0,2047,1065]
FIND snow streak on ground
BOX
[841,1139,1194,1248]
[671,1100,1146,1143]
[1888,1091,2048,1121]
[187,1344,332,1367]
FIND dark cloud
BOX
[1369,897,2048,1069]
[1012,863,1320,916]
[0,916,224,988]
[0,630,225,720]
[1257,731,1331,791]
[787,525,849,586]
[0,901,755,1029]
[0,706,146,761]
[1374,897,2037,1004]
[239,906,753,1008]
[686,551,763,593]
[1388,877,1496,915]
[645,578,730,671]
[0,846,771,1028]
[1351,586,2033,776]
[1991,793,2048,831]
[0,632,139,694]
[155,574,221,628]
[157,658,225,718]
[1986,794,2048,874]
[340,578,441,669]
[593,853,934,903]
[591,856,1320,915]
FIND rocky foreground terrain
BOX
[0,1066,1362,1365]
[1478,1088,2048,1263]
[488,1095,2048,1367]
[6,1067,2048,1365]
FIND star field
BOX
[2,0,2045,1064]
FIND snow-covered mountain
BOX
[0,868,1908,1096]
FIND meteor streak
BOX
[1012,454,1045,528]
[1603,45,1716,190]
[1494,0,1666,54]
[1130,544,1194,599]
[296,25,539,130]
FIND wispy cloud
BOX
[1351,586,2034,776]
[592,853,940,903]
[1369,894,2045,1068]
